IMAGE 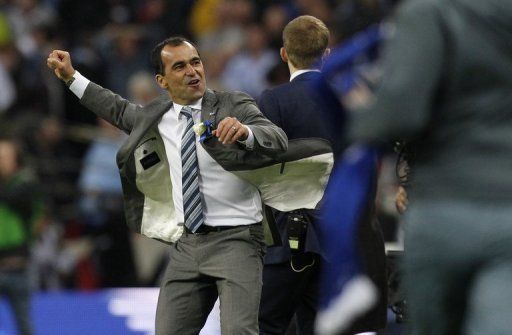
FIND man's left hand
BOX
[214,117,249,145]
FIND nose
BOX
[185,63,195,75]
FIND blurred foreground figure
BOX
[0,138,42,335]
[349,0,512,334]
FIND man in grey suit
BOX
[47,37,297,334]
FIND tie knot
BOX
[181,106,193,119]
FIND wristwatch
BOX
[64,77,75,87]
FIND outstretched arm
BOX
[47,50,138,132]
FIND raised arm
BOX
[47,50,138,133]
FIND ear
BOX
[280,47,288,63]
[321,48,331,64]
[155,74,168,89]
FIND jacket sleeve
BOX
[258,89,283,127]
[80,82,139,133]
[231,91,288,155]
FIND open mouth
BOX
[188,79,200,86]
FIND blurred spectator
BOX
[77,118,137,287]
[293,0,333,25]
[220,23,278,98]
[0,49,16,114]
[25,116,82,221]
[189,0,222,39]
[261,4,291,51]
[126,70,162,106]
[4,0,57,57]
[0,42,52,121]
[331,0,388,44]
[57,0,117,42]
[0,11,11,45]
[134,0,167,46]
[97,25,151,97]
[0,137,43,335]
[196,0,254,90]
[158,0,195,38]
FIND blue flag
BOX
[316,145,379,335]
[313,25,384,335]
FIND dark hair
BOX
[150,36,199,75]
[283,15,329,69]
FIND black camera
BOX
[287,211,309,254]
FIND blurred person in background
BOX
[0,53,16,115]
[98,25,151,98]
[77,118,137,287]
[3,0,56,58]
[220,23,278,99]
[25,116,81,221]
[348,0,512,334]
[260,4,291,51]
[0,137,43,335]
[127,70,162,106]
[0,14,16,116]
[194,0,254,91]
[257,15,387,335]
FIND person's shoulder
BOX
[210,89,257,105]
[261,81,294,97]
[140,93,171,110]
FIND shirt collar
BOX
[290,69,321,82]
[173,98,203,115]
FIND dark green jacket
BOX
[0,170,42,258]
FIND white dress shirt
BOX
[289,69,321,82]
[70,71,263,227]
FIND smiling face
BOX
[155,42,206,105]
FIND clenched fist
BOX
[47,50,75,83]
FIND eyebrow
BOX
[171,56,202,69]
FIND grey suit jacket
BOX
[80,83,334,243]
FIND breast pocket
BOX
[133,136,171,201]
[134,137,162,172]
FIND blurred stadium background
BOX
[0,0,404,334]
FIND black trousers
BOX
[259,253,320,335]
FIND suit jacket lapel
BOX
[201,89,219,124]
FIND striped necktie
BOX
[180,106,204,232]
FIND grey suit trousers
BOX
[403,200,512,335]
[156,224,265,335]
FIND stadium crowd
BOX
[1,0,404,334]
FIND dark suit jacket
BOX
[258,71,387,332]
[258,71,334,263]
